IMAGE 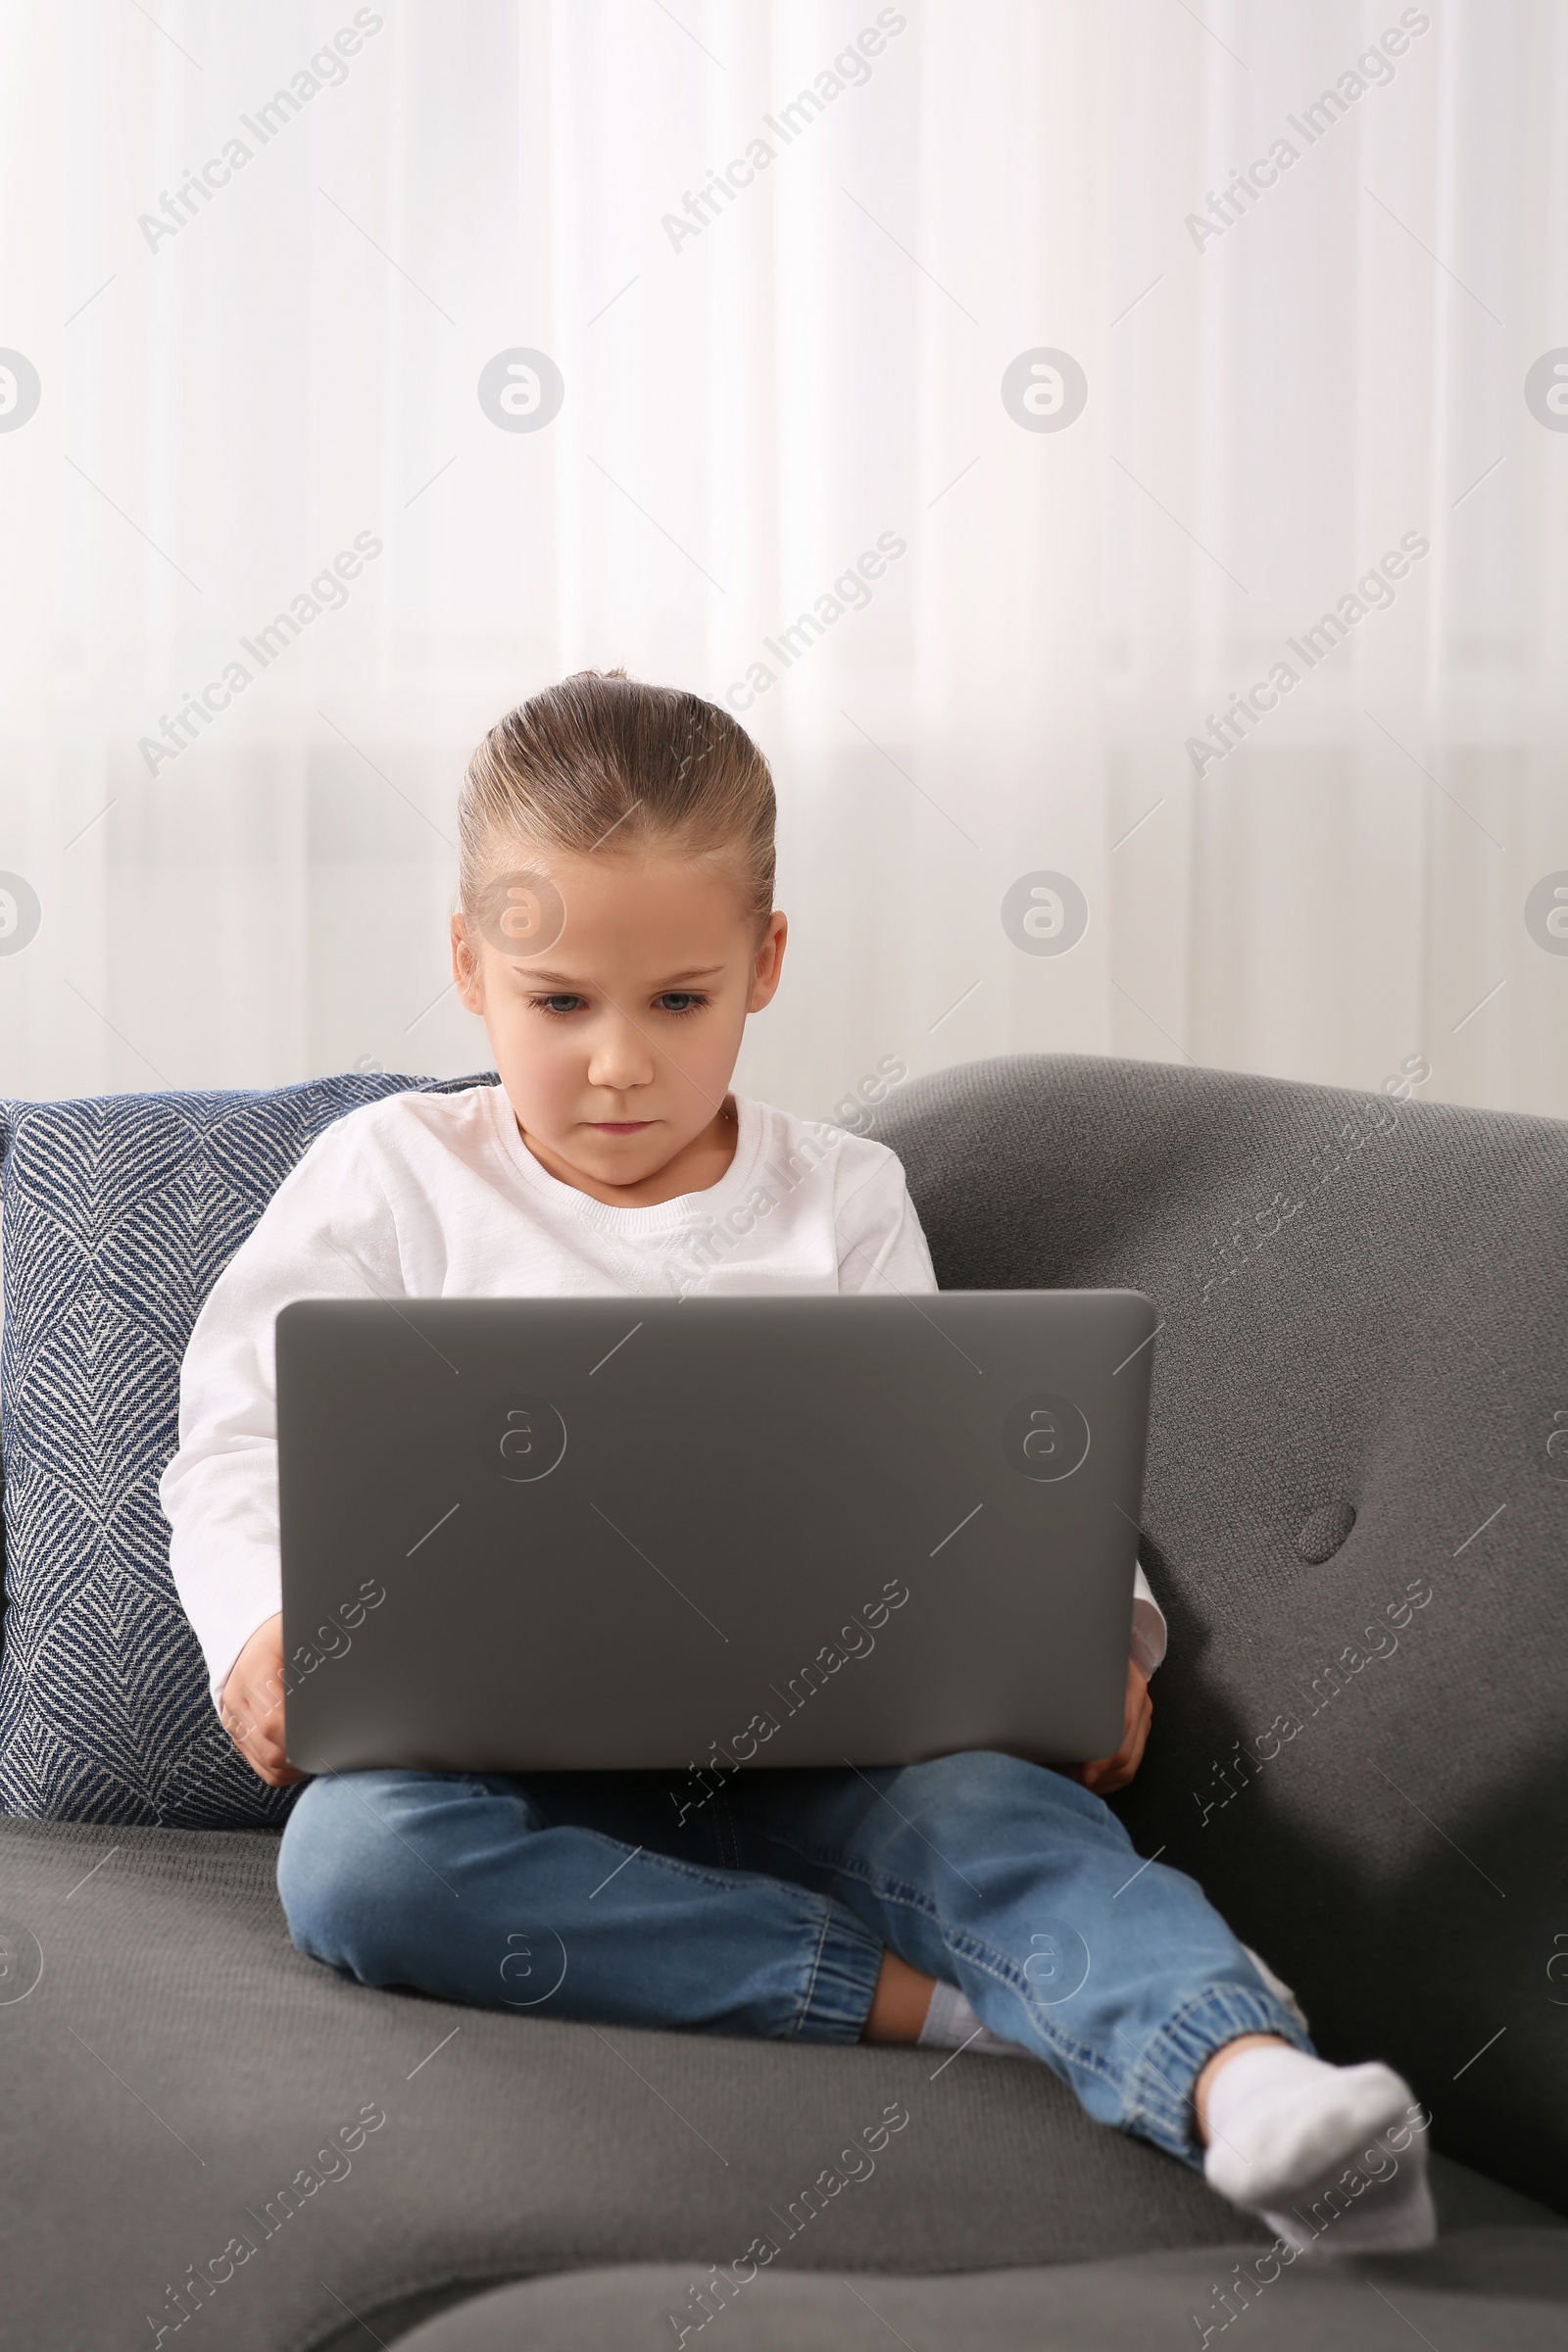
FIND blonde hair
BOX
[459,669,776,944]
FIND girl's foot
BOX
[860,1953,1030,2056]
[916,1978,1031,2057]
[1200,2041,1437,2255]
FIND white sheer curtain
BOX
[1,0,1563,1117]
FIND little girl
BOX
[161,670,1435,2256]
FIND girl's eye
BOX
[531,995,585,1017]
[654,993,708,1015]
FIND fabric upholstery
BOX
[0,1813,1558,2352]
[872,1055,1568,2217]
[388,2237,1568,2351]
[0,1073,497,1828]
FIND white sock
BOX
[1201,2045,1436,2256]
[915,1978,1032,2059]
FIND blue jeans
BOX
[276,1751,1312,2167]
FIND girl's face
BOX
[451,835,786,1198]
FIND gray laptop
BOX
[275,1291,1155,1775]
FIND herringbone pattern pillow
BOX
[0,1073,496,1826]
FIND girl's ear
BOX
[748,909,787,1013]
[451,912,486,1013]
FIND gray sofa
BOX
[2,1054,1565,2350]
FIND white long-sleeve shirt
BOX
[160,1082,1166,1711]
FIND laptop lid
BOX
[276,1290,1154,1774]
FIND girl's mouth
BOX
[588,1120,654,1134]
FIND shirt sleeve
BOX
[828,1133,1169,1677]
[1131,1561,1167,1678]
[831,1137,939,1297]
[158,1116,406,1713]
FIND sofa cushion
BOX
[388,2237,1568,2352]
[0,1813,1559,2352]
[873,1055,1568,2218]
[0,1073,497,1829]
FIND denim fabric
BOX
[277,1747,1313,2167]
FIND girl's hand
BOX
[1070,1661,1152,1795]
[220,1612,306,1787]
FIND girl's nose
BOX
[585,1014,656,1094]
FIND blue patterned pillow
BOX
[0,1072,499,1828]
